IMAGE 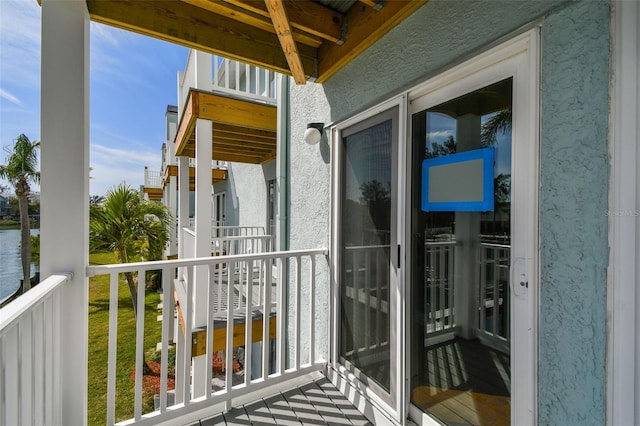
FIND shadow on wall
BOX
[224,163,240,226]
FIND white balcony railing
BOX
[477,243,510,343]
[187,158,228,169]
[87,248,327,425]
[179,50,277,112]
[211,225,265,238]
[144,169,163,189]
[425,241,456,335]
[0,273,72,425]
[211,235,273,257]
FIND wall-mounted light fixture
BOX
[303,122,324,145]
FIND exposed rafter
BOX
[83,0,427,84]
[264,0,306,84]
[225,0,343,43]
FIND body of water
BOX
[0,228,39,300]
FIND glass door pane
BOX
[340,109,397,394]
[410,79,513,425]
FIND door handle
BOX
[511,256,528,299]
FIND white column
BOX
[453,113,481,339]
[174,156,190,402]
[40,0,89,424]
[177,156,190,258]
[192,51,213,398]
[192,118,213,398]
[168,174,178,257]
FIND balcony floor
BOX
[192,375,373,426]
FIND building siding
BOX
[539,1,610,424]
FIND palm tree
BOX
[0,134,40,293]
[89,184,172,316]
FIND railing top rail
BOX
[479,242,511,249]
[0,273,71,331]
[87,248,328,277]
[211,235,272,241]
[425,241,457,246]
[211,225,265,230]
[182,227,196,237]
[344,244,390,250]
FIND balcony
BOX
[143,168,163,201]
[0,248,379,426]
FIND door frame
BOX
[405,28,540,425]
[330,95,408,424]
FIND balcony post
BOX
[40,0,90,424]
[192,51,214,398]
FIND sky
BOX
[0,0,189,196]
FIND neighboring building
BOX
[0,195,11,219]
[4,1,639,426]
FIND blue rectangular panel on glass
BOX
[421,147,494,212]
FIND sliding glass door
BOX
[336,103,401,412]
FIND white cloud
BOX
[0,0,41,90]
[427,130,454,140]
[91,22,123,48]
[0,89,22,106]
[90,143,160,196]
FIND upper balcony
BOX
[142,167,164,201]
[162,159,229,193]
[174,51,278,166]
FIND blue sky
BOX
[0,0,189,196]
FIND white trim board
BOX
[607,1,640,425]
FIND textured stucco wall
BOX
[288,82,333,360]
[322,0,566,121]
[538,1,610,424]
[287,0,611,421]
[224,161,275,228]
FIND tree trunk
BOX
[123,269,151,374]
[18,193,31,293]
[124,271,138,317]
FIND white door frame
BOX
[607,1,640,424]
[405,29,540,426]
[330,95,408,424]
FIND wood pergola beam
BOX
[264,0,306,84]
[180,0,323,48]
[226,0,343,43]
[212,141,275,155]
[86,0,316,79]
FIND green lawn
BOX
[0,219,19,229]
[88,252,163,425]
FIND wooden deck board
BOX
[413,337,511,426]
[195,374,372,425]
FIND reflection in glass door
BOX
[410,79,513,425]
[339,106,398,405]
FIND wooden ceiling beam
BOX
[316,0,426,83]
[86,0,316,78]
[212,143,275,155]
[359,0,382,10]
[226,0,343,43]
[213,123,276,139]
[264,0,306,84]
[180,0,323,47]
[194,90,278,130]
[213,134,276,147]
[213,152,263,164]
